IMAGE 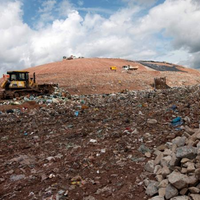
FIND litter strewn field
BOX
[1,85,200,199]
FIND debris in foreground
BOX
[1,85,200,199]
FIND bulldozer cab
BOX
[8,71,29,82]
[5,71,30,89]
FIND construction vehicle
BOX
[122,65,138,70]
[0,71,56,99]
[110,66,117,71]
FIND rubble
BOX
[145,116,200,199]
[1,85,200,199]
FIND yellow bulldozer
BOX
[0,71,56,99]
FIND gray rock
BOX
[149,196,164,200]
[195,168,200,180]
[161,166,171,178]
[180,188,188,195]
[184,126,195,135]
[155,153,163,165]
[154,165,162,174]
[163,149,172,156]
[161,155,171,167]
[172,136,186,147]
[189,187,200,194]
[147,119,158,124]
[165,184,178,199]
[146,181,159,197]
[10,174,25,181]
[170,196,190,200]
[186,162,196,173]
[159,179,168,188]
[156,175,163,182]
[145,160,155,173]
[190,194,200,200]
[83,196,96,200]
[168,171,188,189]
[187,175,198,186]
[138,144,151,154]
[170,153,179,168]
[158,188,166,197]
[176,146,197,159]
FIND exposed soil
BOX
[1,85,200,200]
[1,58,200,199]
[25,58,200,95]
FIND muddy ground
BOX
[1,86,200,200]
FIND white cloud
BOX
[132,0,200,67]
[0,1,33,74]
[77,0,84,6]
[122,0,158,7]
[1,0,200,76]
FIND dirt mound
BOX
[26,58,200,95]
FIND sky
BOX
[0,0,200,75]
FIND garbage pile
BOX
[145,128,200,200]
[0,86,71,107]
[1,85,200,199]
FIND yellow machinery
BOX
[110,66,117,71]
[1,71,56,99]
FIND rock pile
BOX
[145,128,200,200]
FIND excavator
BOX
[0,71,56,99]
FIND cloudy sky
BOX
[0,0,200,75]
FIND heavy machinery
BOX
[0,71,56,99]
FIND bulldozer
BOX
[0,71,56,99]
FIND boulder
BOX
[155,153,163,165]
[149,196,165,200]
[186,162,195,173]
[179,188,188,195]
[187,175,198,186]
[158,188,166,197]
[163,149,172,156]
[168,171,188,189]
[161,166,171,178]
[161,155,171,167]
[190,194,200,200]
[170,196,191,200]
[170,153,179,167]
[145,160,155,173]
[195,168,200,180]
[154,165,162,174]
[165,184,178,199]
[146,181,159,196]
[172,136,186,147]
[189,187,200,194]
[158,179,168,188]
[176,146,197,159]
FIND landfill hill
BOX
[26,58,200,95]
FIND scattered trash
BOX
[74,111,79,116]
[171,117,183,127]
[89,139,97,143]
[138,144,151,154]
[1,85,200,199]
[49,174,55,179]
[170,105,177,111]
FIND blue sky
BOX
[22,0,125,26]
[22,0,167,26]
[0,0,200,75]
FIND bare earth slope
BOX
[26,58,200,94]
